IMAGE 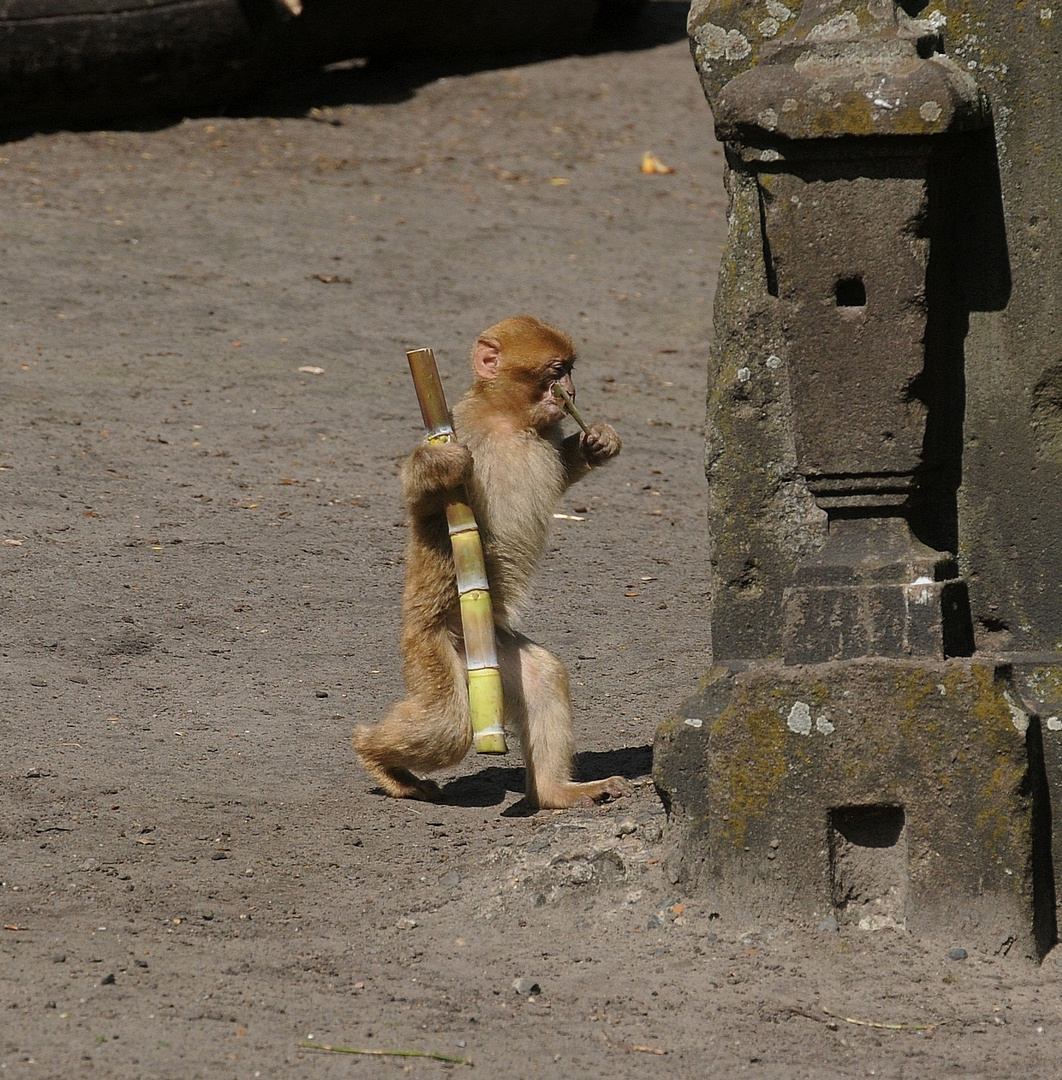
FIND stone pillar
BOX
[656,0,1060,956]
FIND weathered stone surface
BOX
[707,0,987,144]
[781,517,974,662]
[665,0,1061,952]
[655,660,1052,955]
[688,0,1061,661]
[758,165,929,481]
[947,4,1062,660]
[693,0,990,665]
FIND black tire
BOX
[0,0,289,125]
[282,0,600,65]
[0,0,606,126]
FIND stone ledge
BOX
[654,658,1055,958]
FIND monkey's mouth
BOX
[549,384,576,413]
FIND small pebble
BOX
[512,977,542,997]
[616,819,637,837]
[819,915,839,933]
[100,973,116,986]
[948,947,968,961]
[315,690,329,698]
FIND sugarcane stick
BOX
[406,348,507,755]
[551,382,591,434]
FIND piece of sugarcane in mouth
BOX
[551,381,590,433]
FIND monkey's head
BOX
[469,315,576,432]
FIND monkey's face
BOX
[530,359,575,428]
[469,324,578,432]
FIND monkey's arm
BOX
[560,423,621,486]
[402,440,473,513]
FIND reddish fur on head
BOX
[467,315,576,432]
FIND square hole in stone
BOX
[835,276,867,307]
[828,805,908,929]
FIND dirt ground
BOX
[2,4,1061,1077]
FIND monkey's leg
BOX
[499,631,630,810]
[352,628,473,801]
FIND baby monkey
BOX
[353,315,629,809]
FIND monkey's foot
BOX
[532,775,630,810]
[366,765,444,802]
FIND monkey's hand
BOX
[403,439,473,502]
[579,423,621,467]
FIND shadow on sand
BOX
[429,742,654,814]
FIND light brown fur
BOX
[352,315,628,809]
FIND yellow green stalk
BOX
[406,347,507,755]
[551,382,591,433]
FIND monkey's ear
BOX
[472,338,502,380]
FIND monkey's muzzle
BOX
[551,382,590,434]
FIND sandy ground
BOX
[2,4,1062,1077]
